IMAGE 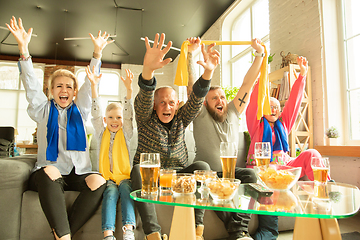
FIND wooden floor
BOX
[278,212,360,240]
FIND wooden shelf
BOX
[16,144,38,154]
[314,146,360,157]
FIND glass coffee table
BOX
[130,182,360,240]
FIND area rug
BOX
[341,231,360,240]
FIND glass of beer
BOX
[140,153,160,196]
[311,157,330,185]
[254,142,271,167]
[159,169,176,194]
[220,142,238,179]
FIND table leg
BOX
[169,206,196,240]
[319,218,341,240]
[293,217,322,240]
[293,217,341,240]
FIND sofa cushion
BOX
[20,190,146,240]
[0,156,35,240]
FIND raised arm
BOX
[231,38,264,114]
[121,69,134,139]
[121,69,134,100]
[76,31,114,118]
[186,37,201,98]
[197,42,220,81]
[86,65,102,99]
[7,17,48,122]
[281,56,308,130]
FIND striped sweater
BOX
[133,74,210,169]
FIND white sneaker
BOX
[103,236,116,240]
[123,226,135,240]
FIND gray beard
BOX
[206,104,228,123]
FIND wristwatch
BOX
[254,51,265,57]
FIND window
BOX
[0,62,44,142]
[341,0,360,141]
[223,0,270,131]
[75,68,122,125]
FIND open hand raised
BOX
[85,65,102,87]
[89,30,114,55]
[6,16,33,54]
[142,33,172,79]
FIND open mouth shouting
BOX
[216,105,224,112]
[59,96,69,104]
[162,112,172,118]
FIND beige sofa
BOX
[0,127,295,240]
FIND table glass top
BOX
[130,182,360,219]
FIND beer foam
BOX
[140,164,160,168]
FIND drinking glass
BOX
[254,142,271,167]
[220,142,238,179]
[194,170,217,200]
[140,153,160,196]
[311,157,330,185]
[159,169,176,194]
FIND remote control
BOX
[248,183,273,197]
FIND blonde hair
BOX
[106,102,123,113]
[48,69,78,99]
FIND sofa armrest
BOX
[0,155,36,239]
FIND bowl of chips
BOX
[206,178,241,201]
[254,164,301,191]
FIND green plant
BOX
[325,126,339,138]
[268,53,275,64]
[222,86,240,102]
[251,52,275,64]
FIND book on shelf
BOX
[271,71,290,101]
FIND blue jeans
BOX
[252,215,279,240]
[102,179,136,232]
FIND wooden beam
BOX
[314,146,360,157]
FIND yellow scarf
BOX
[174,40,270,120]
[99,128,130,185]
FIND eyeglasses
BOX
[270,105,279,110]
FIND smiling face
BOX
[264,97,281,123]
[204,87,228,122]
[154,87,179,123]
[104,105,123,133]
[50,76,77,108]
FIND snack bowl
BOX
[254,164,301,191]
[171,173,196,195]
[206,178,241,202]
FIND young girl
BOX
[7,16,113,240]
[86,66,136,240]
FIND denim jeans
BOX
[252,215,279,240]
[215,167,257,234]
[102,179,136,232]
[131,161,211,235]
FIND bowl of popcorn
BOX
[205,178,241,202]
[172,173,197,195]
[254,164,301,191]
